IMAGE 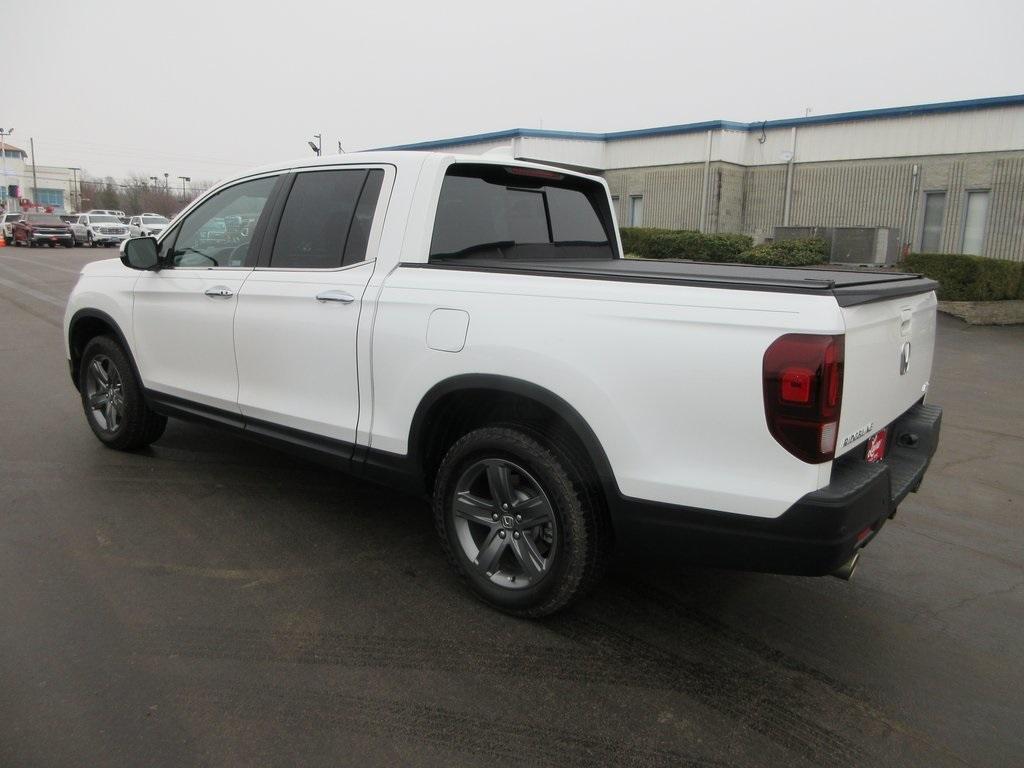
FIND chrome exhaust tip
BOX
[831,552,860,581]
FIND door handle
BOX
[204,286,234,298]
[316,290,355,304]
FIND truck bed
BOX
[425,257,938,307]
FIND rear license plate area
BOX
[865,428,888,463]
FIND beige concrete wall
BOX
[602,151,1024,260]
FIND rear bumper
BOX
[610,401,942,575]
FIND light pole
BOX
[308,133,322,156]
[69,167,81,211]
[163,172,169,193]
[178,176,191,199]
[0,128,12,211]
[29,137,38,210]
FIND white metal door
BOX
[132,268,251,411]
[233,262,374,442]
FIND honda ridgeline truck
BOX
[63,152,942,616]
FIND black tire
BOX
[433,426,607,617]
[64,241,74,248]
[79,335,167,450]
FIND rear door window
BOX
[429,164,615,262]
[269,169,384,269]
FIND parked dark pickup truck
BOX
[12,214,75,248]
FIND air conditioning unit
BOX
[774,226,902,266]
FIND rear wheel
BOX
[79,336,167,450]
[433,426,606,617]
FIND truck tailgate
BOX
[836,290,937,457]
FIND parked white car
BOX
[2,211,24,241]
[85,209,126,218]
[128,214,170,238]
[63,151,942,616]
[69,213,130,247]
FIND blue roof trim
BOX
[374,94,1024,151]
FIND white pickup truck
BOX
[64,152,942,616]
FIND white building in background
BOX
[0,142,76,213]
[379,94,1024,260]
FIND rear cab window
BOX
[429,163,618,263]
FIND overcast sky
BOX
[4,0,1022,185]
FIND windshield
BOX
[27,214,64,225]
[142,216,168,225]
[90,215,119,223]
[429,164,615,262]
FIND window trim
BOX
[959,188,991,256]
[254,163,395,273]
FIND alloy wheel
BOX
[84,354,125,433]
[451,459,558,589]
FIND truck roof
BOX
[230,150,601,187]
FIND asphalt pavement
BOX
[0,245,1021,767]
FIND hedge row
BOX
[620,227,827,267]
[900,253,1024,302]
[620,227,752,262]
[735,238,829,267]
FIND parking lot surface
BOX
[1,246,1021,767]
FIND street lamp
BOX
[178,176,191,198]
[149,176,159,186]
[163,172,169,192]
[308,133,322,156]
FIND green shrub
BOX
[735,238,829,267]
[619,227,752,262]
[900,253,1023,301]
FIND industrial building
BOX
[0,142,76,213]
[382,94,1024,261]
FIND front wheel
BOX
[433,426,606,617]
[79,336,167,450]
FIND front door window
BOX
[167,176,277,268]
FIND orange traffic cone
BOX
[0,232,6,248]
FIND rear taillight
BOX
[763,334,845,463]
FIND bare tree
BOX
[77,173,214,216]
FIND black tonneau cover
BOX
[423,257,938,307]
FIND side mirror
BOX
[120,236,160,270]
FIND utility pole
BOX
[0,127,12,211]
[30,137,39,210]
[178,176,191,199]
[69,167,81,211]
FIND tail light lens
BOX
[763,334,845,463]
